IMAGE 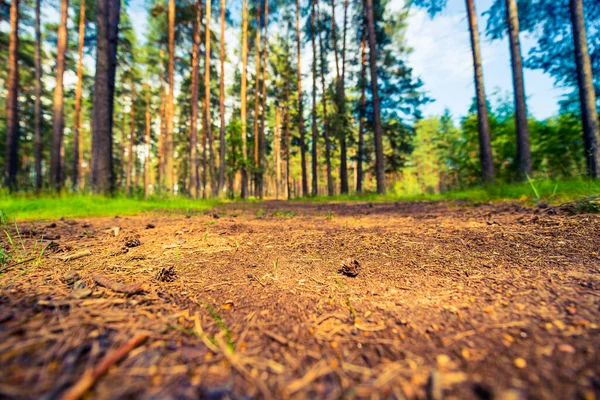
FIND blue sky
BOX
[401,0,567,119]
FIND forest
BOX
[0,0,600,399]
[0,0,597,199]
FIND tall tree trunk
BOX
[257,0,269,198]
[165,0,175,192]
[218,0,226,195]
[91,0,120,194]
[296,0,308,197]
[4,0,19,190]
[144,83,151,197]
[504,0,531,179]
[317,0,333,196]
[205,0,215,196]
[365,0,385,194]
[284,88,291,199]
[73,0,86,190]
[119,83,127,187]
[50,0,69,189]
[126,80,135,197]
[274,107,281,199]
[310,0,318,196]
[240,0,249,198]
[356,31,366,193]
[570,0,599,178]
[34,0,43,191]
[329,0,339,78]
[253,0,262,197]
[157,48,166,188]
[465,0,494,183]
[338,0,349,193]
[190,0,202,197]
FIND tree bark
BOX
[144,83,151,197]
[50,0,69,189]
[157,48,166,188]
[190,0,202,198]
[569,0,599,178]
[73,0,86,190]
[205,0,216,196]
[253,0,262,197]
[465,0,494,183]
[126,80,135,197]
[257,0,269,198]
[4,0,19,190]
[338,0,349,193]
[92,0,120,194]
[310,0,318,196]
[356,31,366,193]
[34,0,42,191]
[165,0,175,193]
[240,0,249,198]
[296,0,308,197]
[316,0,333,196]
[274,107,281,199]
[218,0,226,195]
[365,0,385,194]
[504,0,531,179]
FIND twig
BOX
[0,257,35,274]
[59,250,92,262]
[92,273,149,295]
[60,333,148,400]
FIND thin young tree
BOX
[190,0,202,197]
[144,83,151,197]
[310,0,318,196]
[91,0,121,193]
[365,0,385,193]
[240,0,249,198]
[257,0,270,198]
[126,79,135,196]
[218,0,226,194]
[165,0,176,192]
[316,0,333,196]
[253,0,262,196]
[338,0,349,193]
[4,0,19,190]
[34,0,43,190]
[205,0,216,196]
[50,0,69,189]
[73,0,87,190]
[465,0,494,182]
[504,0,531,179]
[296,0,308,196]
[356,30,366,193]
[569,0,599,178]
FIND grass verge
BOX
[0,194,220,221]
[299,179,600,206]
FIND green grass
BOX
[1,179,598,221]
[0,193,220,221]
[298,179,600,206]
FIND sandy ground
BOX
[0,200,599,399]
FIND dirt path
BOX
[1,201,599,399]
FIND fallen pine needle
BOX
[60,333,148,400]
[92,273,149,295]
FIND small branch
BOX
[60,333,148,400]
[0,257,36,274]
[92,273,149,295]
